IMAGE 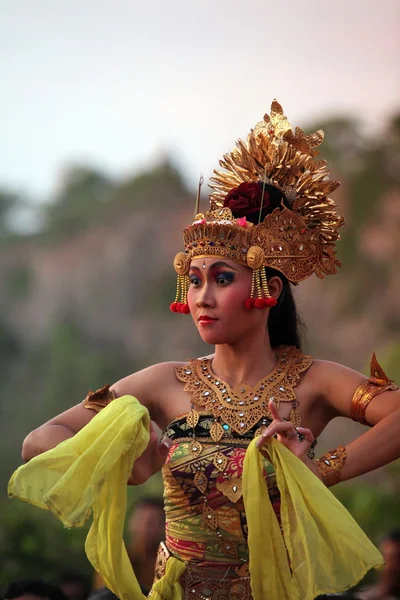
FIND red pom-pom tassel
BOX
[264,297,277,307]
[244,298,255,310]
[254,298,266,309]
[181,303,190,314]
[170,302,179,313]
[244,297,277,310]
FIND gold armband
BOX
[350,353,398,426]
[82,384,116,413]
[316,445,347,487]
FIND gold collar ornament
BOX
[170,100,344,314]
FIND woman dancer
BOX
[10,101,400,600]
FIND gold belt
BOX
[153,542,253,600]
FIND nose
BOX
[195,283,216,309]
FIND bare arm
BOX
[22,361,182,462]
[316,360,400,484]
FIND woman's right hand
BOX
[127,421,172,485]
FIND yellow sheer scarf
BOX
[9,396,382,600]
[243,438,384,600]
[8,396,185,600]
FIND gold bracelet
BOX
[82,384,116,413]
[350,353,398,425]
[316,445,347,487]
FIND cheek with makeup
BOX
[187,259,265,344]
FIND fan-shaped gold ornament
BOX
[174,100,344,286]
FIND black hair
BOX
[4,581,66,600]
[266,268,304,349]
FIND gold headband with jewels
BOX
[170,100,344,313]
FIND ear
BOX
[267,275,283,301]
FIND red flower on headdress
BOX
[224,182,270,217]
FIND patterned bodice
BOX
[161,346,313,567]
[161,413,280,567]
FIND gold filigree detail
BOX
[210,421,224,442]
[220,539,238,559]
[189,440,202,458]
[186,409,200,428]
[173,251,190,275]
[176,345,312,435]
[202,502,218,529]
[316,445,347,487]
[216,477,242,503]
[194,471,208,494]
[246,245,265,269]
[213,453,228,472]
[82,384,116,413]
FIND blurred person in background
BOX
[56,573,90,600]
[354,531,400,599]
[9,101,400,600]
[93,497,165,595]
[3,580,66,600]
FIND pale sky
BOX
[1,0,399,199]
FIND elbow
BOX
[21,430,40,462]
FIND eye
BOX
[216,273,234,286]
[189,275,202,287]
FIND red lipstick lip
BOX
[198,316,218,323]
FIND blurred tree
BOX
[110,159,187,210]
[0,188,22,239]
[43,166,115,239]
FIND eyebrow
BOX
[190,261,239,272]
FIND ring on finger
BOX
[295,427,306,442]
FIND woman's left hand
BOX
[256,400,321,478]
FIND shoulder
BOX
[305,358,366,416]
[308,358,365,385]
[112,361,186,396]
[111,361,187,417]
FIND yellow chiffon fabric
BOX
[9,396,383,600]
[8,396,185,600]
[243,438,384,600]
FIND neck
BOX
[211,332,278,388]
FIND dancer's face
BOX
[187,257,268,345]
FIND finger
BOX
[153,437,173,469]
[268,400,282,422]
[256,421,295,447]
[296,427,314,449]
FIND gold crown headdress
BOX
[171,100,344,313]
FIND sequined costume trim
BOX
[175,345,312,434]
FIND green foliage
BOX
[43,166,116,240]
[110,160,186,210]
[0,501,90,588]
[333,460,400,540]
[4,266,32,301]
